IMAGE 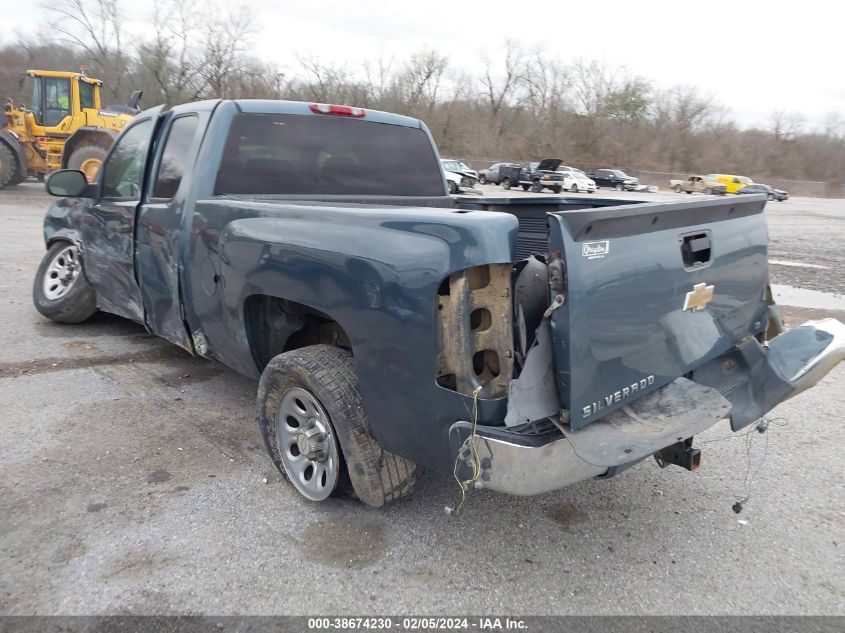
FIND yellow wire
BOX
[451,385,483,515]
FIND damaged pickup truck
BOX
[35,99,845,508]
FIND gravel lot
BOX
[1,182,843,616]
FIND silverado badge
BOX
[683,282,714,311]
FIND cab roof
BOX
[233,99,423,128]
[26,70,102,85]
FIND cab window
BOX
[153,115,198,199]
[101,119,155,199]
[44,78,70,126]
[78,81,95,110]
[215,113,443,196]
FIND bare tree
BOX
[395,48,448,116]
[134,0,205,104]
[197,4,255,97]
[478,40,524,117]
[43,0,129,99]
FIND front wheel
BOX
[0,142,19,189]
[571,183,579,193]
[521,184,530,191]
[615,183,624,191]
[478,174,487,184]
[447,180,458,194]
[767,194,775,201]
[67,144,109,182]
[673,184,683,193]
[552,186,562,194]
[705,187,713,195]
[531,181,543,193]
[258,345,416,507]
[32,241,97,323]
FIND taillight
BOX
[309,103,366,117]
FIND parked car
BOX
[737,183,788,201]
[670,175,727,195]
[444,168,478,194]
[559,170,596,193]
[708,173,754,194]
[34,98,845,508]
[478,162,517,185]
[589,168,639,190]
[441,158,478,194]
[499,158,566,193]
[440,159,478,180]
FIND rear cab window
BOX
[78,81,95,109]
[153,115,199,199]
[214,113,444,197]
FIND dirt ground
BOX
[1,182,843,615]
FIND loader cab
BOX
[23,70,102,132]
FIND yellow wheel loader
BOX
[0,70,141,188]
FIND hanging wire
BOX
[447,385,483,517]
[700,416,788,513]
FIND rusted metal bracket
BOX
[436,264,514,399]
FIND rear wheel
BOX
[521,184,530,191]
[552,185,562,194]
[704,187,713,195]
[502,178,511,190]
[673,184,683,193]
[571,183,579,193]
[615,183,624,191]
[478,174,487,184]
[0,142,18,188]
[67,145,109,182]
[32,241,97,323]
[447,180,458,194]
[767,193,775,201]
[258,345,416,507]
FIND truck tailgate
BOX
[547,195,770,430]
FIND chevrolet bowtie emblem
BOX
[683,283,714,311]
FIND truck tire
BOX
[531,181,543,193]
[521,184,530,191]
[552,185,562,194]
[0,142,18,188]
[502,178,511,190]
[257,345,416,507]
[67,145,109,182]
[673,184,683,193]
[32,241,97,323]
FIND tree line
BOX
[2,0,843,186]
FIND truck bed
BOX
[457,193,772,428]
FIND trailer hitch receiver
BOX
[654,438,701,471]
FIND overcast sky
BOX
[2,0,842,130]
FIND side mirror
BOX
[46,170,94,197]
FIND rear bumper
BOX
[449,318,845,496]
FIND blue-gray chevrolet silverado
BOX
[33,99,845,508]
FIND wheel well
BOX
[61,130,115,168]
[243,295,352,371]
